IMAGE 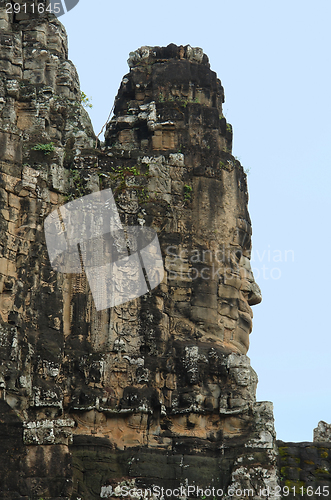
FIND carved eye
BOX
[235,250,242,262]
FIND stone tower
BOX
[2,3,316,499]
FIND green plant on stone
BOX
[111,165,141,194]
[114,165,140,178]
[66,169,86,201]
[81,91,93,109]
[138,188,149,203]
[129,166,140,176]
[226,123,232,134]
[31,142,55,155]
[184,184,192,201]
[219,160,233,172]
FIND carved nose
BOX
[247,282,262,306]
[239,256,262,306]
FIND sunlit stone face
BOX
[0,21,272,493]
[162,159,262,355]
[104,44,262,355]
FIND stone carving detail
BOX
[314,421,331,443]
[0,6,284,499]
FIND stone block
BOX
[0,173,20,193]
[22,165,39,190]
[218,284,240,299]
[148,176,171,195]
[0,10,10,31]
[8,192,20,210]
[219,300,239,320]
[191,292,217,309]
[191,305,218,325]
[169,286,191,301]
[314,421,331,442]
[118,128,135,144]
[222,316,237,329]
[224,272,241,289]
[1,207,18,222]
[0,257,16,277]
[162,130,176,149]
[152,131,163,150]
[0,187,8,207]
[0,131,22,163]
[171,180,184,195]
[170,166,185,180]
[169,153,184,166]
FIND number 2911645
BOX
[6,3,61,14]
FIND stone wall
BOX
[277,441,331,499]
[0,4,327,500]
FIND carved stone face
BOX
[0,36,261,429]
[190,169,262,354]
[0,21,274,495]
[157,156,262,355]
[106,44,262,355]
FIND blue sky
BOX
[62,0,331,442]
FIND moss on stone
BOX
[284,480,305,489]
[278,447,289,457]
[314,468,330,476]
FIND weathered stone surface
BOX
[0,5,285,499]
[23,417,75,445]
[277,441,331,498]
[314,421,331,443]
